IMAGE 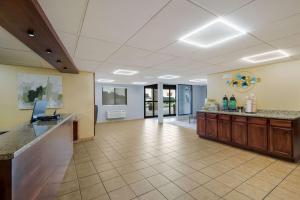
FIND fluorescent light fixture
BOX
[158,75,180,79]
[113,69,138,76]
[241,50,290,63]
[96,79,114,83]
[179,18,247,48]
[189,78,207,83]
[132,82,147,85]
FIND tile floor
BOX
[57,119,300,200]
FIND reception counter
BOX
[197,110,300,162]
[0,114,74,200]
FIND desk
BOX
[0,114,74,200]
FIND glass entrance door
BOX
[144,85,158,118]
[144,84,176,118]
[163,85,176,116]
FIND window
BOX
[102,87,127,105]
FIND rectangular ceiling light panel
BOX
[242,50,289,63]
[158,75,180,79]
[113,69,139,76]
[179,18,246,48]
[97,79,114,83]
[132,82,147,85]
[189,79,207,83]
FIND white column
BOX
[157,82,163,124]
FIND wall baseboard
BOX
[96,117,145,124]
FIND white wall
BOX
[95,83,144,122]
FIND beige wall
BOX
[207,59,300,111]
[0,64,94,139]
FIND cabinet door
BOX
[206,118,217,138]
[248,124,268,151]
[269,126,292,157]
[232,122,247,145]
[218,119,231,142]
[197,116,206,137]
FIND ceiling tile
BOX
[269,33,300,49]
[159,42,200,57]
[129,53,176,67]
[0,26,30,51]
[38,0,88,34]
[57,32,78,57]
[226,0,300,32]
[127,0,215,51]
[81,0,169,44]
[74,58,102,72]
[155,57,198,70]
[252,14,300,41]
[190,0,253,15]
[107,46,153,65]
[75,36,121,61]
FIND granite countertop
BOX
[197,110,300,120]
[0,114,74,160]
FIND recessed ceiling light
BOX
[132,82,147,85]
[113,69,138,76]
[27,29,35,37]
[158,75,180,79]
[96,79,114,83]
[189,79,207,83]
[179,18,247,48]
[46,49,52,54]
[241,50,290,63]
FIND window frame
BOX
[102,86,127,106]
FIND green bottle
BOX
[229,95,237,111]
[222,94,228,111]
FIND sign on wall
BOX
[17,73,63,109]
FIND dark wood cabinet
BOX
[248,123,268,151]
[196,111,300,162]
[232,121,247,145]
[218,115,231,142]
[197,113,206,137]
[269,120,293,157]
[206,118,218,138]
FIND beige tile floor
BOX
[57,119,300,200]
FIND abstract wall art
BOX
[18,73,63,109]
[224,71,261,92]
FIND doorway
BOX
[144,84,176,118]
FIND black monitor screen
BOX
[31,100,47,123]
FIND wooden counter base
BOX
[0,118,73,200]
[197,112,300,162]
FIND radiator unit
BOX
[106,110,126,119]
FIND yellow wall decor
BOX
[0,64,95,139]
[208,59,300,110]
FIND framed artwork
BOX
[18,73,63,109]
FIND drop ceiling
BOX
[1,0,300,84]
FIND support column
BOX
[158,82,163,124]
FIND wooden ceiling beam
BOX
[0,0,79,73]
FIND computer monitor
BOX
[30,100,48,123]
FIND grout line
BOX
[93,0,174,71]
[262,164,298,199]
[73,0,90,58]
